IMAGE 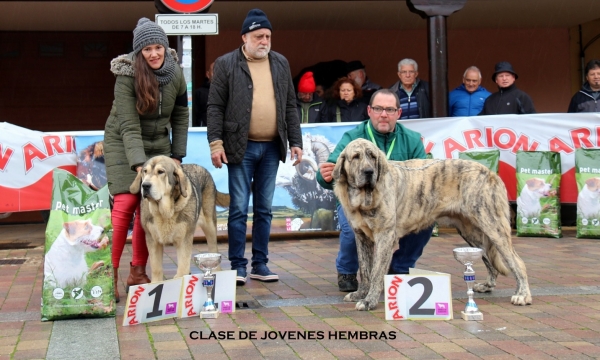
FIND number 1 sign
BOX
[384,269,453,321]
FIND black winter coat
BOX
[567,82,600,113]
[480,84,536,115]
[319,99,368,123]
[207,47,302,164]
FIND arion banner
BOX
[2,113,599,234]
[0,122,77,213]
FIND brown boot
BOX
[113,268,120,303]
[126,262,151,293]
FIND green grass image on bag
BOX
[575,148,600,239]
[42,169,115,321]
[515,151,562,238]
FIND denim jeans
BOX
[336,204,433,274]
[227,140,280,270]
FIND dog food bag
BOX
[42,169,115,321]
[458,150,500,174]
[575,148,600,239]
[426,153,439,237]
[515,151,562,238]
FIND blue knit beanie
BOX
[240,9,272,35]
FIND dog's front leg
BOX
[356,231,395,311]
[174,234,193,279]
[147,239,164,283]
[344,232,373,303]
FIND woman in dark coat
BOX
[319,77,368,123]
[103,18,189,302]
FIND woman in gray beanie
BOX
[103,17,189,302]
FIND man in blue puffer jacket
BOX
[449,66,491,117]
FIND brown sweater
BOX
[243,47,278,141]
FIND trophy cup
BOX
[453,247,484,321]
[193,253,222,319]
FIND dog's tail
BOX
[216,192,230,208]
[485,243,511,276]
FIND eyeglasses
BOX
[371,106,398,114]
[399,70,416,76]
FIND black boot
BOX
[337,273,358,292]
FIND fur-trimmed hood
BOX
[110,49,179,77]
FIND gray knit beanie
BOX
[133,18,169,55]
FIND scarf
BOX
[153,49,177,86]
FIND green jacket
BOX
[103,50,189,195]
[316,120,426,191]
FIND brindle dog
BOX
[333,139,532,311]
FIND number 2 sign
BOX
[384,269,453,321]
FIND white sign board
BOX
[178,271,237,318]
[384,269,453,321]
[123,270,236,326]
[155,14,218,35]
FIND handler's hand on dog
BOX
[211,151,228,169]
[319,162,335,182]
[290,147,303,166]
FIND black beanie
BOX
[133,18,169,55]
[240,9,272,35]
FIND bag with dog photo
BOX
[516,151,562,238]
[458,149,500,174]
[426,153,439,237]
[41,169,115,321]
[575,148,600,239]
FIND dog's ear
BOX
[332,151,346,182]
[130,168,143,194]
[174,165,188,198]
[372,145,387,182]
[525,178,536,187]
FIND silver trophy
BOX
[453,247,484,321]
[193,253,222,319]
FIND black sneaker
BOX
[338,273,358,292]
[234,268,247,286]
[249,264,279,282]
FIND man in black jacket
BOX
[389,58,431,119]
[480,61,536,115]
[207,9,303,286]
[568,59,600,113]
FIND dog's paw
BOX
[473,282,494,293]
[511,293,532,306]
[355,299,377,311]
[344,292,362,302]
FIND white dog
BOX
[517,178,552,218]
[578,177,600,219]
[44,219,108,288]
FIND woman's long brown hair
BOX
[134,53,159,115]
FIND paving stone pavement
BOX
[0,223,599,359]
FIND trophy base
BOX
[461,311,483,321]
[200,310,219,319]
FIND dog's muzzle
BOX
[362,168,375,188]
[141,182,152,198]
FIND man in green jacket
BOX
[317,89,433,292]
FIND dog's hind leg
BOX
[344,231,373,303]
[492,241,532,305]
[457,225,499,293]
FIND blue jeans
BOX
[336,204,433,274]
[227,140,280,270]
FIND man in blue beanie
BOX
[207,9,303,286]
